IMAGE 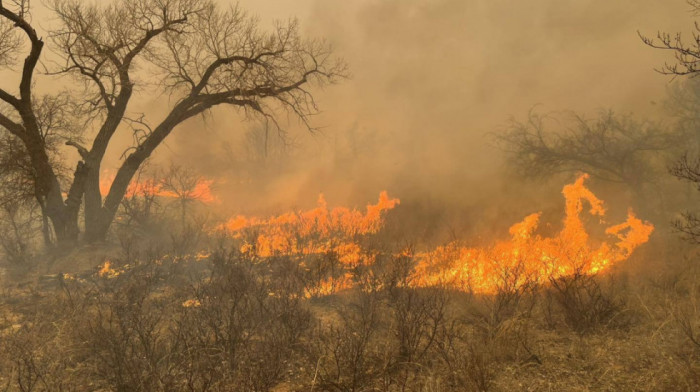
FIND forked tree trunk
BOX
[82,113,187,243]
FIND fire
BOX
[411,174,654,293]
[222,191,400,260]
[99,172,216,203]
[97,260,120,278]
[218,175,653,296]
[219,191,400,297]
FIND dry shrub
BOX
[177,250,312,391]
[299,248,347,298]
[545,271,631,334]
[671,301,700,390]
[306,289,391,392]
[387,286,449,390]
[0,304,74,391]
[664,256,700,390]
[0,249,314,392]
[468,256,539,334]
[64,266,183,391]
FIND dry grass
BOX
[0,236,698,391]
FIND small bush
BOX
[546,271,630,334]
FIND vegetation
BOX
[640,1,700,242]
[0,0,345,246]
[1,0,700,391]
[0,242,673,391]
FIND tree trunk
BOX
[37,201,53,248]
[45,194,79,246]
[84,113,187,243]
[83,161,105,243]
[84,209,111,243]
[22,130,79,246]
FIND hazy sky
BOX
[159,0,690,210]
[10,0,695,217]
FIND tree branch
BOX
[0,87,20,109]
[65,140,88,159]
[0,1,43,103]
[0,111,24,137]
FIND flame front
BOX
[222,191,400,260]
[99,172,216,203]
[219,192,400,297]
[216,174,653,296]
[411,174,654,293]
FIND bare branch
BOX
[0,0,44,103]
[65,140,88,159]
[0,87,20,109]
[0,110,24,137]
[494,109,682,189]
[0,14,22,67]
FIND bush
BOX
[546,271,630,334]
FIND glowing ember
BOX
[97,260,120,278]
[411,174,654,293]
[182,299,202,308]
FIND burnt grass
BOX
[0,238,699,392]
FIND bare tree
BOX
[640,0,700,77]
[642,2,700,241]
[0,0,345,246]
[159,164,207,227]
[670,154,700,242]
[0,92,80,250]
[495,110,681,193]
[0,0,79,245]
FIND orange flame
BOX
[219,175,653,296]
[411,174,654,293]
[222,191,400,261]
[99,173,216,203]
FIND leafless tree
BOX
[640,0,700,77]
[642,3,700,241]
[158,164,206,226]
[671,154,700,242]
[495,110,682,203]
[0,0,345,246]
[0,93,80,251]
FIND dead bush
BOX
[387,285,449,389]
[468,256,538,337]
[305,289,392,392]
[176,250,312,391]
[0,290,79,391]
[546,271,630,334]
[66,267,182,391]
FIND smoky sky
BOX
[157,0,687,212]
[17,0,694,216]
